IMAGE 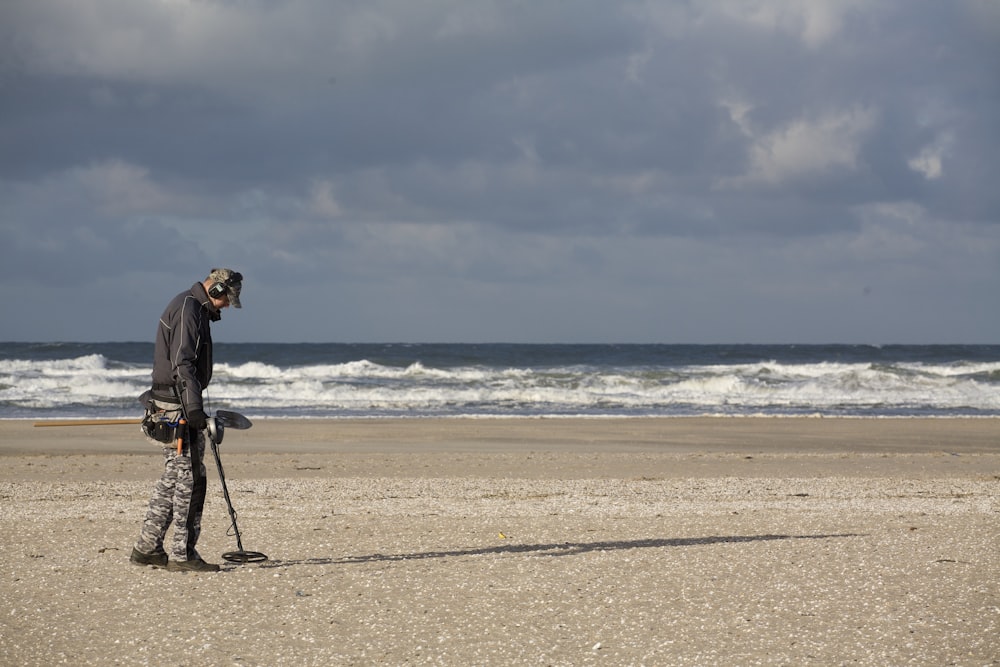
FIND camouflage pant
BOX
[134,405,208,562]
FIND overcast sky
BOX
[1,1,997,344]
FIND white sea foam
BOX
[3,348,999,419]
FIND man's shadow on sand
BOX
[252,533,863,569]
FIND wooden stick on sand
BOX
[33,419,143,427]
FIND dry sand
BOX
[1,417,998,666]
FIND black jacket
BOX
[150,282,221,415]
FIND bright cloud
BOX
[725,106,877,188]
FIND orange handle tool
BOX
[176,418,186,455]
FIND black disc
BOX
[222,550,268,563]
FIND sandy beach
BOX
[2,417,998,665]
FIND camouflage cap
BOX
[208,268,243,308]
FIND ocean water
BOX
[1,342,998,420]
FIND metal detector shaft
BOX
[209,439,246,552]
[208,438,268,563]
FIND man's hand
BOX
[186,408,208,431]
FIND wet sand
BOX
[1,417,998,665]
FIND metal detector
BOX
[206,410,268,564]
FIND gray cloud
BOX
[1,0,997,343]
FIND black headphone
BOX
[208,271,243,299]
[207,281,228,299]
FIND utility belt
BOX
[140,393,186,446]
